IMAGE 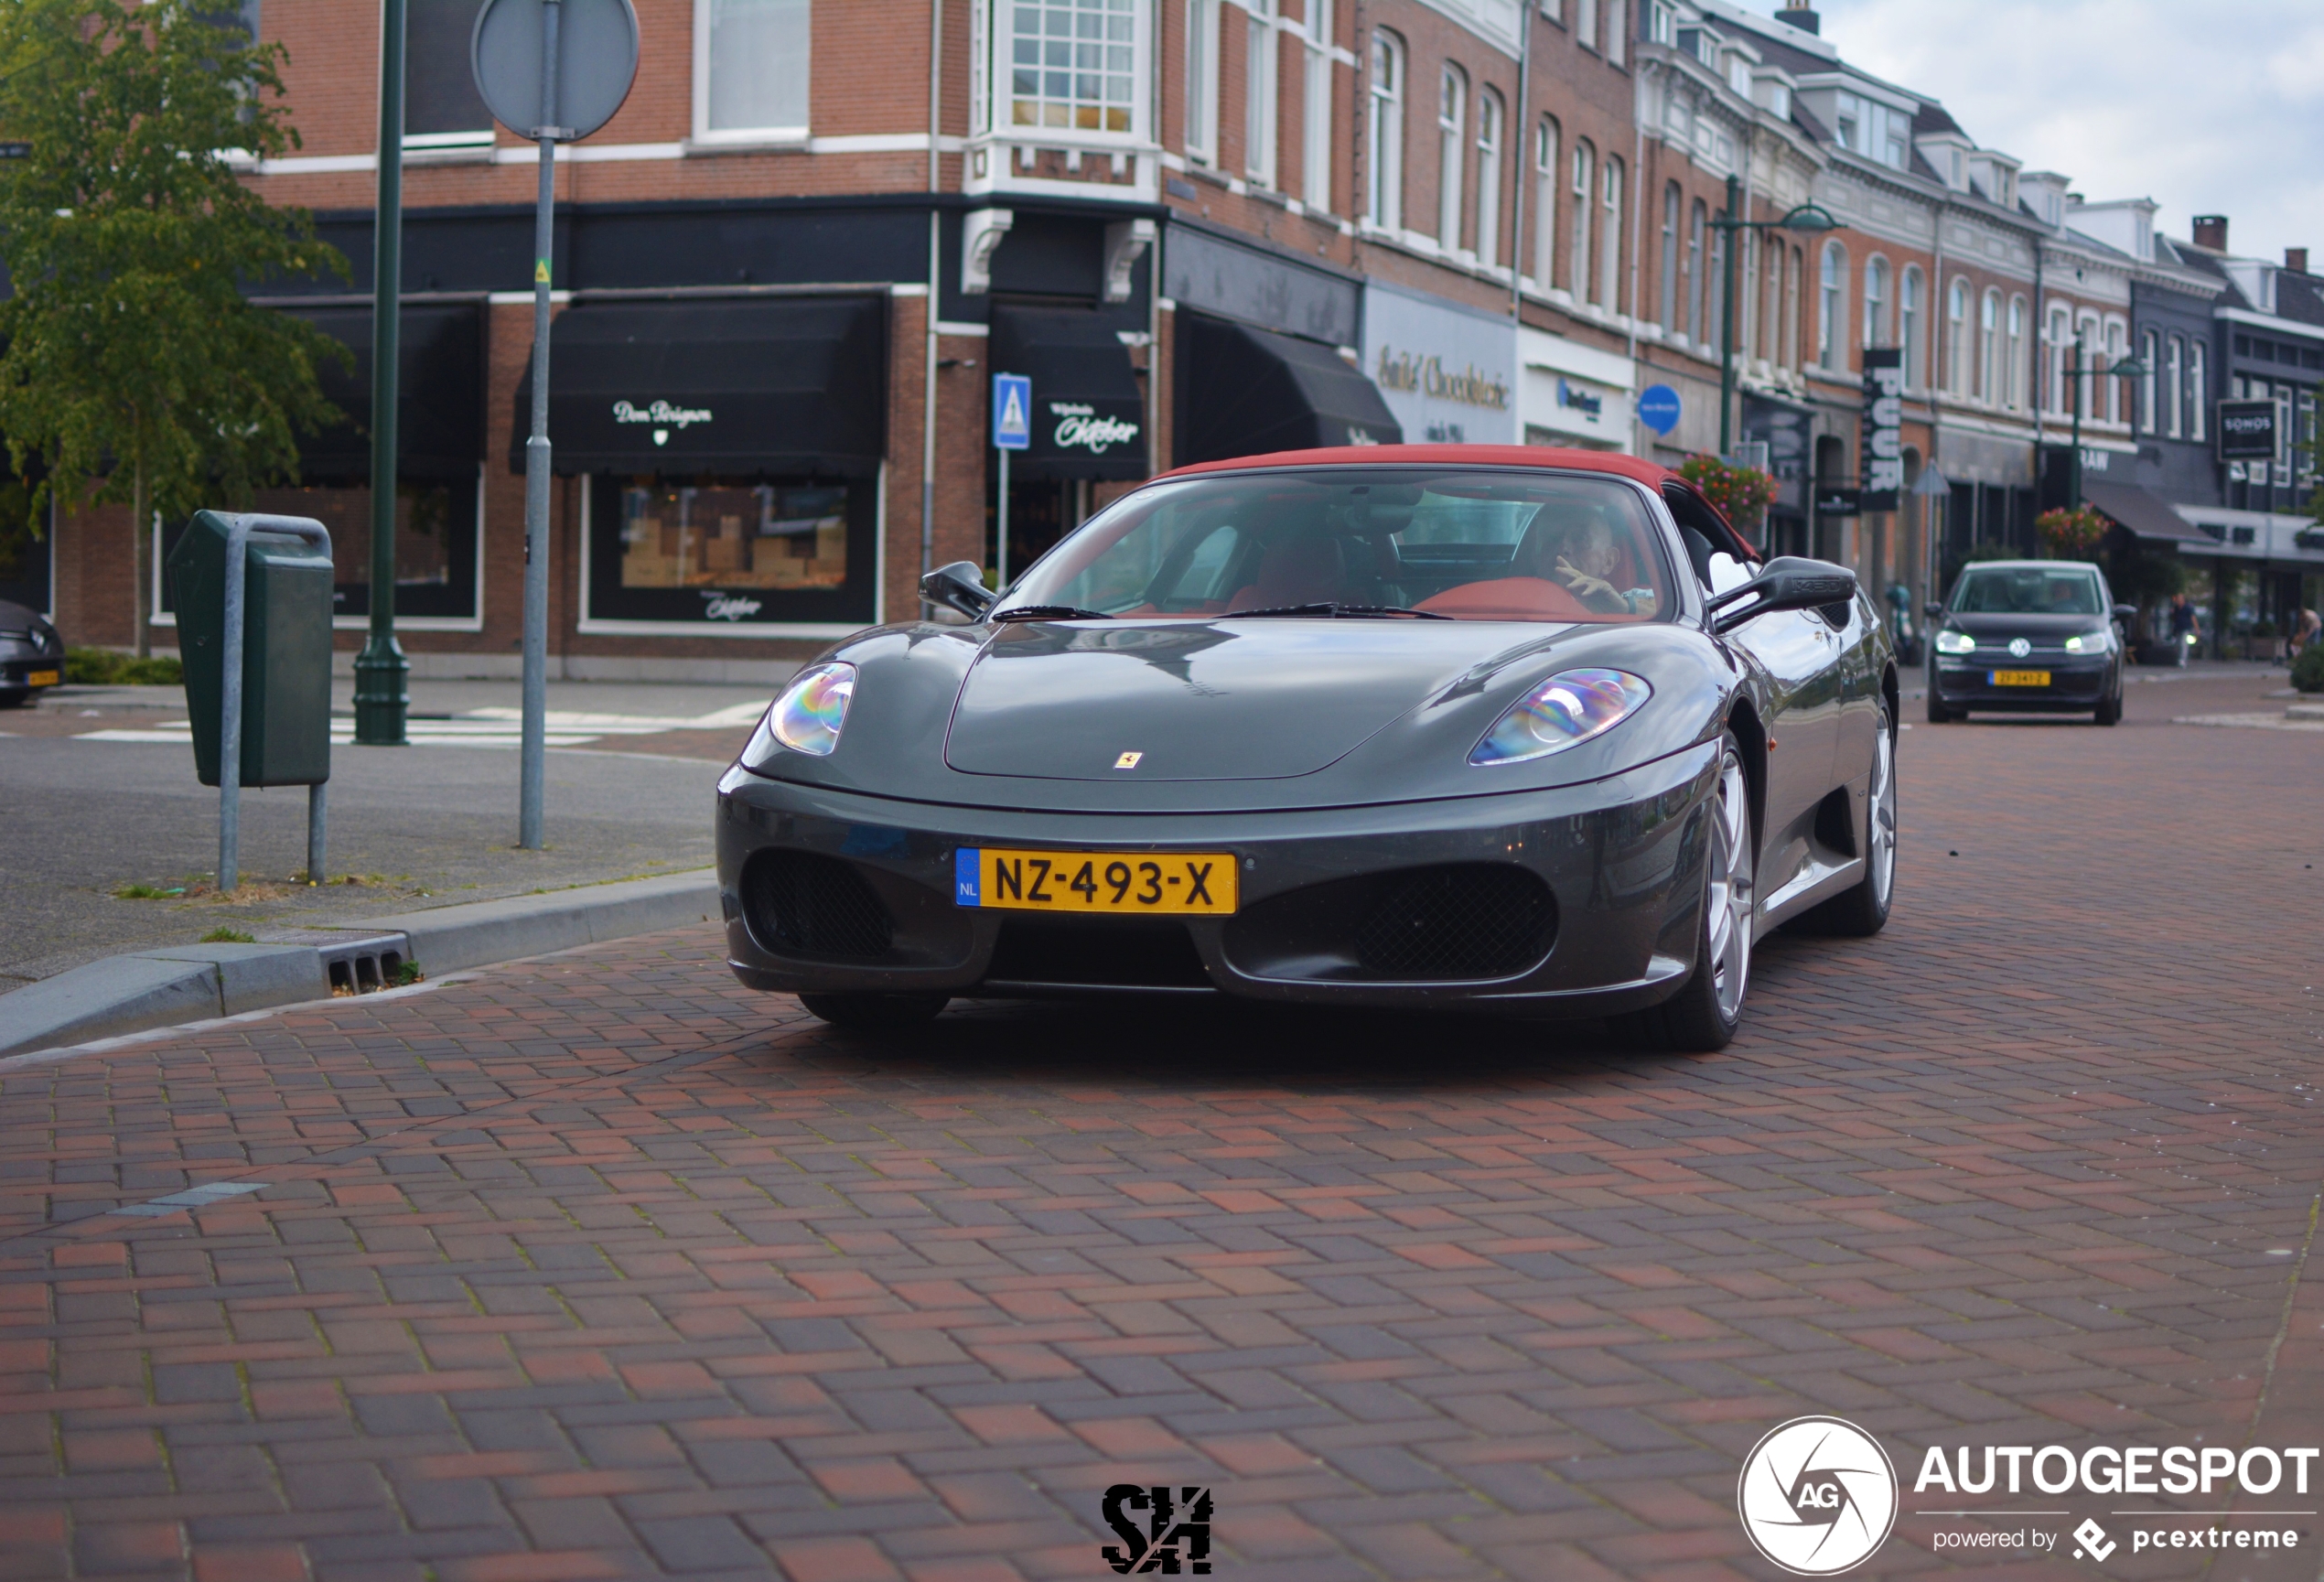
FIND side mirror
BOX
[2111,602,2137,622]
[1708,556,1860,635]
[1923,600,1943,621]
[920,560,996,621]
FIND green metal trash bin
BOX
[167,509,334,789]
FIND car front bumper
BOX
[1931,656,2112,708]
[0,654,62,694]
[713,740,1721,1015]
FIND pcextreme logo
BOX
[1738,1416,1900,1576]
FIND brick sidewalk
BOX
[2,694,2321,1581]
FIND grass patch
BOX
[391,960,424,986]
[113,883,185,900]
[66,647,183,686]
[199,927,256,943]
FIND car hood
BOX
[942,619,1554,781]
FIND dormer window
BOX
[1832,91,1908,171]
[1728,59,1751,97]
[1650,2,1675,46]
[1766,82,1791,119]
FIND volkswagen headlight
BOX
[1934,629,1977,655]
[1471,669,1652,767]
[743,662,856,765]
[2063,631,2104,653]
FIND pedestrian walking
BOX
[2168,593,2197,666]
[2292,608,2322,659]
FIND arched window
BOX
[1899,267,1922,388]
[1817,241,1846,369]
[1532,117,1559,291]
[1659,182,1681,332]
[1762,236,1784,361]
[1862,257,1888,349]
[1185,0,1220,166]
[1475,88,1504,265]
[2140,328,2160,433]
[1366,29,1404,231]
[1784,245,1802,371]
[2165,334,2184,436]
[1436,63,1466,253]
[1571,138,1597,307]
[2189,341,2208,440]
[1686,197,1705,341]
[2044,306,2071,412]
[2006,296,2026,411]
[1947,281,1969,396]
[1978,289,1999,402]
[1600,156,1624,314]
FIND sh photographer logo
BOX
[1101,1484,1212,1575]
[1738,1416,1899,1575]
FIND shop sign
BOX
[1636,384,1682,436]
[1815,485,1862,517]
[1859,349,1902,512]
[612,399,714,447]
[1047,400,1141,457]
[1362,285,1518,445]
[2217,399,2276,459]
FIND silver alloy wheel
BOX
[1705,752,1754,1022]
[1867,715,1898,908]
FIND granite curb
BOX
[0,868,720,1058]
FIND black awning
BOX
[511,295,888,478]
[2083,481,2211,546]
[1174,313,1401,465]
[987,307,1149,480]
[292,301,483,480]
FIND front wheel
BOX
[1619,740,1753,1053]
[1805,703,1897,937]
[797,991,950,1029]
[2094,687,2121,726]
[1925,689,1955,724]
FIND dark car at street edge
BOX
[0,598,63,708]
[1923,558,2136,726]
[713,445,1900,1052]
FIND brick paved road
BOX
[4,675,2321,1581]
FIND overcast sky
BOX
[1728,0,2324,266]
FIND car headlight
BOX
[1470,668,1652,767]
[2063,631,2105,653]
[743,661,856,764]
[1934,629,1977,655]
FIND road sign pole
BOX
[518,0,561,852]
[996,446,1010,590]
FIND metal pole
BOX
[520,0,563,851]
[996,446,1010,591]
[353,0,409,746]
[1718,172,1739,458]
[307,783,328,884]
[219,522,247,893]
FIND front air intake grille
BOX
[1352,866,1555,980]
[984,916,1211,988]
[742,850,896,960]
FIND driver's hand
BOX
[1555,556,1617,599]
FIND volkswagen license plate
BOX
[25,669,58,687]
[1990,669,2050,686]
[955,848,1238,915]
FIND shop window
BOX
[696,0,812,141]
[406,0,494,149]
[588,476,876,630]
[1008,0,1138,134]
[157,480,481,628]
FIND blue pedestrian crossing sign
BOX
[993,372,1031,450]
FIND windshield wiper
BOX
[992,604,1113,622]
[1225,602,1453,621]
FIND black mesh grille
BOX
[743,850,896,960]
[984,916,1210,988]
[1352,866,1554,980]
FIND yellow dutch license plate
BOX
[26,669,59,687]
[1990,669,2050,686]
[955,847,1238,915]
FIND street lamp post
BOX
[1712,172,1837,460]
[2060,339,2146,510]
[353,0,409,746]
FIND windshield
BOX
[995,469,1674,623]
[1952,565,2103,616]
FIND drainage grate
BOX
[314,934,411,995]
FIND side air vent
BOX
[742,850,897,961]
[1225,865,1556,983]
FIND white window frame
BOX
[1658,179,1679,333]
[1475,87,1503,267]
[2006,296,2026,411]
[1532,116,1559,293]
[1607,0,1626,66]
[1576,0,1597,50]
[1899,265,1921,389]
[1245,0,1277,187]
[1571,138,1596,306]
[2139,328,2159,433]
[1861,255,1887,350]
[1186,0,1219,165]
[1599,155,1622,315]
[1978,288,1999,403]
[1367,27,1404,231]
[2189,340,2207,442]
[693,0,813,146]
[1437,63,1466,253]
[984,0,1152,146]
[1300,0,1332,210]
[1817,240,1845,370]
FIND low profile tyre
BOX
[0,690,28,710]
[797,991,949,1029]
[1619,738,1753,1054]
[1805,703,1897,938]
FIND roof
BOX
[2274,271,2324,328]
[1156,444,1684,490]
[1911,102,1964,138]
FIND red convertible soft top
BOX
[1156,443,1683,490]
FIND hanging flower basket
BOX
[2036,505,2109,561]
[1679,454,1778,535]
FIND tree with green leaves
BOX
[0,0,347,656]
